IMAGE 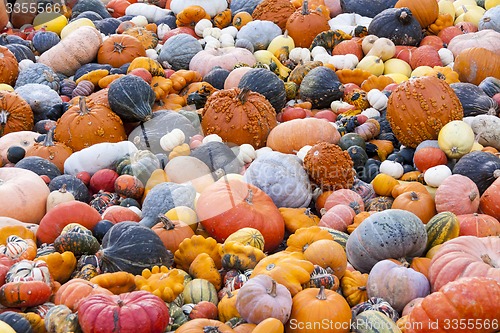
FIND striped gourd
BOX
[319,227,349,250]
[352,310,402,333]
[182,279,218,305]
[425,211,460,252]
[224,227,265,251]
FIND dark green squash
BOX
[340,0,398,18]
[190,141,242,178]
[352,310,401,332]
[347,145,369,169]
[108,74,156,123]
[54,232,100,256]
[97,222,173,275]
[351,297,400,322]
[166,304,189,331]
[32,31,61,54]
[139,182,197,228]
[92,220,114,242]
[49,174,92,203]
[338,133,366,150]
[5,44,36,63]
[310,30,351,54]
[450,82,499,117]
[359,158,381,183]
[0,311,34,333]
[299,66,344,109]
[368,7,423,46]
[478,77,500,98]
[15,156,61,180]
[203,66,230,90]
[158,34,203,71]
[452,150,500,195]
[238,68,286,112]
[115,149,160,185]
[71,0,111,19]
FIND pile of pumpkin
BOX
[0,0,500,331]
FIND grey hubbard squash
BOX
[14,63,60,92]
[299,66,344,109]
[158,33,203,71]
[237,68,286,113]
[243,151,312,208]
[97,222,173,275]
[367,7,423,46]
[450,82,499,117]
[108,74,156,123]
[346,209,427,273]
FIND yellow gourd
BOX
[33,12,68,35]
[253,50,292,79]
[383,58,412,77]
[267,32,295,58]
[60,18,95,39]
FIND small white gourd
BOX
[289,47,311,63]
[314,53,332,64]
[145,49,159,60]
[156,23,171,40]
[361,107,381,118]
[203,27,222,39]
[366,89,388,110]
[330,100,352,112]
[237,144,257,164]
[46,184,75,212]
[202,134,223,144]
[310,46,328,58]
[130,15,148,27]
[296,145,312,162]
[329,54,358,69]
[221,26,238,38]
[438,48,454,66]
[195,19,212,37]
[255,146,273,158]
[424,165,452,187]
[160,129,185,152]
[219,33,235,47]
[379,160,404,179]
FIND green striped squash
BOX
[319,227,349,250]
[425,211,460,252]
[352,310,402,333]
[182,279,218,305]
[224,227,265,251]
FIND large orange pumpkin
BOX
[394,0,439,28]
[405,277,500,333]
[97,34,147,68]
[453,47,500,86]
[0,46,18,86]
[53,278,114,311]
[196,179,285,252]
[285,0,330,48]
[54,96,127,151]
[386,76,463,148]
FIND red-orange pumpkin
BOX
[318,204,356,233]
[479,177,500,220]
[323,189,364,214]
[54,278,114,311]
[434,174,480,216]
[457,213,500,237]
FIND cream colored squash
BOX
[0,320,16,333]
[384,73,408,83]
[384,58,412,77]
[361,35,379,55]
[437,120,475,159]
[0,84,14,92]
[46,185,76,212]
[424,165,452,188]
[438,0,456,17]
[267,32,295,57]
[411,66,435,77]
[453,0,478,11]
[60,18,95,39]
[485,0,500,9]
[455,5,486,25]
[356,55,384,76]
[366,38,396,61]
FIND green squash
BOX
[54,232,100,256]
[347,145,369,170]
[44,305,82,333]
[425,211,460,252]
[182,279,219,305]
[166,304,188,331]
[340,0,398,18]
[346,209,427,273]
[115,149,160,186]
[299,66,344,109]
[319,227,349,251]
[338,133,367,151]
[158,34,203,71]
[108,74,155,123]
[478,76,500,98]
[0,311,33,333]
[450,82,499,117]
[352,310,401,333]
[97,222,173,275]
[238,68,286,112]
[452,150,500,195]
[367,7,423,46]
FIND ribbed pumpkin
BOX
[457,213,500,237]
[183,279,219,305]
[285,0,330,48]
[25,129,73,173]
[108,74,155,123]
[53,96,127,152]
[340,270,368,307]
[0,46,19,86]
[201,88,277,149]
[97,34,146,68]
[425,211,460,252]
[434,174,480,215]
[454,47,500,86]
[391,191,436,224]
[386,76,463,148]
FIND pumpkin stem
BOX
[237,88,251,104]
[0,109,9,137]
[117,299,124,307]
[59,184,67,193]
[468,191,478,202]
[157,214,175,230]
[494,170,500,179]
[42,127,56,147]
[481,254,498,268]
[245,188,254,205]
[268,279,278,297]
[409,191,419,201]
[399,258,410,268]
[316,286,327,300]
[358,286,367,291]
[226,290,234,298]
[78,96,89,115]
[113,42,125,54]
[302,0,309,15]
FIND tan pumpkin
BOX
[453,47,500,85]
[434,174,480,215]
[0,46,18,86]
[0,168,50,224]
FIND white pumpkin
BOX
[424,165,452,187]
[125,3,171,22]
[46,184,75,212]
[160,129,186,152]
[289,47,311,63]
[219,34,235,47]
[311,46,328,58]
[195,19,212,37]
[145,49,159,60]
[202,134,223,144]
[314,53,332,64]
[438,48,454,66]
[236,144,257,164]
[203,27,222,39]
[330,100,352,112]
[255,146,273,158]
[366,38,396,61]
[130,15,148,27]
[328,13,372,35]
[170,0,228,17]
[18,59,35,72]
[329,54,358,69]
[437,120,475,159]
[366,89,388,110]
[361,107,381,118]
[379,160,404,179]
[221,26,238,38]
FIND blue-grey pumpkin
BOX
[340,0,398,18]
[32,31,61,54]
[158,33,203,71]
[243,151,312,208]
[236,20,282,50]
[238,68,286,112]
[15,83,63,123]
[368,7,423,46]
[15,63,61,92]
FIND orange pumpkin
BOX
[394,0,438,28]
[285,0,330,48]
[53,278,114,311]
[0,91,33,137]
[453,47,500,86]
[392,191,436,224]
[25,129,73,173]
[0,46,18,86]
[97,34,146,68]
[232,12,253,30]
[252,0,296,30]
[213,9,232,29]
[303,239,347,279]
[176,5,211,27]
[176,319,235,333]
[152,216,195,253]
